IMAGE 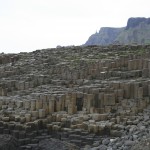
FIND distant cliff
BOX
[85,27,124,46]
[84,17,150,46]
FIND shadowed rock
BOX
[131,137,150,150]
[34,138,79,150]
[0,134,18,150]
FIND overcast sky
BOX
[0,0,150,53]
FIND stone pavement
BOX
[0,45,150,149]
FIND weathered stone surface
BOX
[131,137,150,150]
[0,134,18,150]
[0,45,150,149]
[34,138,79,150]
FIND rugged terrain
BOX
[85,17,150,46]
[0,45,150,149]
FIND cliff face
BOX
[126,17,150,29]
[85,27,124,46]
[126,17,147,29]
[84,17,150,46]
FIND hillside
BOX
[84,17,150,45]
[1,45,150,149]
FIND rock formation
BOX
[84,27,123,46]
[0,134,18,150]
[34,138,79,150]
[126,17,150,29]
[84,17,150,46]
[0,45,150,149]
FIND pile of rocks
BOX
[0,45,150,149]
[0,134,18,150]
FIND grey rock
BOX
[132,135,138,141]
[116,142,123,147]
[83,145,91,150]
[130,137,150,150]
[98,145,108,150]
[139,126,146,131]
[91,147,99,150]
[124,140,135,146]
[102,139,110,145]
[110,130,123,137]
[123,146,129,150]
[36,138,79,150]
[144,115,149,121]
[132,120,139,125]
[0,134,18,150]
[112,144,118,150]
[93,141,100,147]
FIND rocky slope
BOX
[1,45,150,150]
[84,17,150,46]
